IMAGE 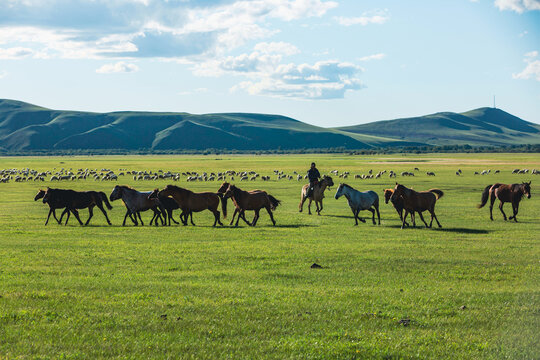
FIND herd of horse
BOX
[34,178,532,228]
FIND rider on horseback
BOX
[305,162,321,200]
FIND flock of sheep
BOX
[1,166,538,184]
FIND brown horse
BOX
[299,175,334,215]
[217,182,265,226]
[391,183,444,229]
[154,185,224,226]
[477,182,531,222]
[222,184,280,226]
[384,188,412,227]
[41,188,113,226]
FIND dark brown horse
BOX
[35,189,63,225]
[222,184,280,226]
[41,188,113,226]
[154,185,224,226]
[384,188,412,227]
[148,188,184,226]
[391,183,444,229]
[477,182,531,222]
[217,182,265,226]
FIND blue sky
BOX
[0,0,539,127]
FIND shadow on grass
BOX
[383,224,490,234]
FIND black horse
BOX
[40,188,113,226]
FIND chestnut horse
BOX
[391,183,444,229]
[222,184,280,226]
[154,185,224,226]
[477,182,531,222]
[217,182,265,226]
[383,188,412,227]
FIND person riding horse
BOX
[305,162,321,200]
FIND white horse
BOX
[109,185,164,226]
[334,184,381,225]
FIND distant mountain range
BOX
[1,99,539,152]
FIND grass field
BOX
[0,153,538,359]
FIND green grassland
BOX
[0,153,538,359]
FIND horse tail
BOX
[428,189,444,200]
[268,194,281,210]
[477,184,492,208]
[216,193,227,219]
[100,191,113,210]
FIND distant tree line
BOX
[0,144,539,156]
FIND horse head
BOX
[41,188,51,204]
[109,185,122,201]
[34,189,46,201]
[523,181,531,199]
[217,182,230,194]
[390,183,405,202]
[383,189,393,204]
[334,184,345,199]
[148,188,159,200]
[223,184,236,199]
[323,175,334,188]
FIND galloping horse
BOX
[109,185,164,226]
[222,184,280,226]
[335,184,380,225]
[477,182,531,222]
[299,175,334,215]
[391,183,444,229]
[384,188,412,227]
[39,188,113,226]
[217,182,265,226]
[154,185,224,226]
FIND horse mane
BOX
[165,184,192,194]
[384,188,394,194]
[118,185,137,191]
[340,183,353,190]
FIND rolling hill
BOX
[1,99,539,152]
[336,107,540,146]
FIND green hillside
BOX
[1,99,539,151]
[337,107,540,146]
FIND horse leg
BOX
[45,208,54,225]
[252,209,260,226]
[169,210,179,225]
[499,201,507,221]
[375,205,381,225]
[418,211,429,228]
[85,205,94,226]
[317,200,323,215]
[307,198,312,215]
[299,194,305,213]
[266,206,276,226]
[96,203,112,225]
[489,192,496,221]
[123,210,129,226]
[432,210,442,228]
[401,209,409,229]
[235,210,242,227]
[215,208,223,226]
[230,208,238,226]
[511,202,519,222]
[138,212,144,226]
[368,208,376,225]
[71,209,83,226]
[240,210,251,226]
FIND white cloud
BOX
[513,51,540,81]
[358,53,386,61]
[0,71,7,79]
[96,61,140,74]
[254,42,300,56]
[0,46,34,59]
[494,0,540,13]
[0,0,338,60]
[335,11,389,26]
[232,60,364,100]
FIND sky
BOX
[0,0,539,127]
